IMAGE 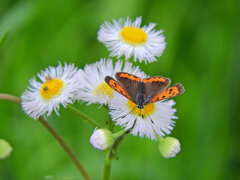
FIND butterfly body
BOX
[105,72,185,110]
[133,82,145,109]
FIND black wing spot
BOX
[172,92,175,95]
[169,88,173,92]
[162,96,165,98]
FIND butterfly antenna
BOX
[115,105,138,119]
[142,108,154,124]
[129,118,137,131]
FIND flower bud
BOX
[158,136,180,158]
[90,129,114,150]
[0,139,13,159]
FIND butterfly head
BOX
[136,92,146,110]
[137,104,144,110]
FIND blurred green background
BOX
[0,0,239,179]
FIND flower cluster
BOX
[21,17,183,158]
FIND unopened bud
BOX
[0,139,13,159]
[90,129,114,150]
[158,136,180,158]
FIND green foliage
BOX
[0,0,239,179]
[0,29,8,48]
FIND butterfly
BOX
[105,72,185,110]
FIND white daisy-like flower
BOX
[97,17,166,63]
[21,63,82,119]
[76,58,146,105]
[108,93,177,140]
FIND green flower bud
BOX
[90,129,114,150]
[158,136,180,158]
[0,139,13,159]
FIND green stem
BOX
[109,130,130,159]
[103,105,114,131]
[102,148,112,180]
[101,103,132,180]
[102,130,130,180]
[101,106,113,180]
[113,130,126,139]
[0,94,91,180]
[38,116,91,180]
[107,114,114,131]
[157,135,164,143]
[68,104,102,128]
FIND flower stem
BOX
[38,116,91,180]
[102,130,130,180]
[157,135,164,143]
[0,93,91,180]
[113,130,126,139]
[109,130,130,159]
[67,104,102,128]
[102,149,112,180]
[0,93,21,104]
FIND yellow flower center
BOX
[40,77,64,100]
[120,26,147,45]
[127,100,155,118]
[94,82,115,98]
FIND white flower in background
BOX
[98,17,166,63]
[0,139,13,159]
[21,63,81,119]
[108,93,177,140]
[89,129,114,150]
[76,58,146,105]
[158,136,181,158]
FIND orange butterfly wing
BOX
[105,76,135,102]
[142,76,171,102]
[116,72,141,82]
[142,76,169,83]
[115,72,142,103]
[147,83,185,104]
